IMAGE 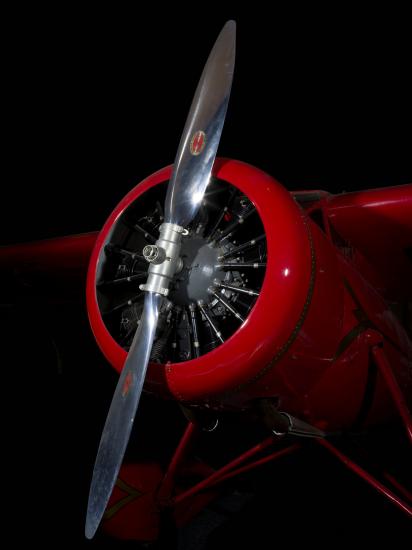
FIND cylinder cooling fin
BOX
[87,159,313,403]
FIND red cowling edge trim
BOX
[86,159,312,402]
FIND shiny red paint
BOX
[339,252,411,356]
[383,473,412,504]
[326,184,412,301]
[87,165,172,376]
[102,462,163,541]
[87,159,314,403]
[0,157,410,533]
[172,434,280,506]
[87,159,412,433]
[0,232,97,277]
[190,130,206,155]
[372,345,412,444]
[164,159,315,403]
[122,371,133,397]
[157,421,197,503]
[318,439,412,517]
[201,443,300,488]
[102,422,217,539]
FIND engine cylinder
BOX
[87,159,344,413]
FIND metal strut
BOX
[371,345,412,445]
[317,439,412,518]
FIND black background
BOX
[4,6,412,546]
[4,6,411,244]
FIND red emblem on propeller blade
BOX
[190,130,206,155]
[122,371,133,397]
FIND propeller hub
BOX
[140,222,185,296]
[143,244,166,264]
[170,235,223,305]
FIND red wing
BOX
[326,184,412,304]
[0,232,97,298]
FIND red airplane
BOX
[2,20,411,545]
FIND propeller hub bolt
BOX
[143,244,166,265]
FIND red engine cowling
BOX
[87,159,362,428]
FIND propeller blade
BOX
[86,20,237,540]
[165,20,236,227]
[85,292,161,539]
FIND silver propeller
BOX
[85,20,236,539]
[165,20,236,227]
[85,292,161,539]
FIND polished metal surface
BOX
[143,244,166,264]
[85,292,161,539]
[209,288,245,323]
[165,20,236,227]
[197,299,224,343]
[140,223,185,296]
[214,279,260,297]
[279,412,326,438]
[86,20,237,539]
[170,235,222,305]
